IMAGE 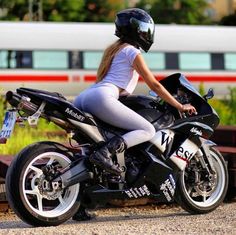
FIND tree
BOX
[136,0,211,25]
[82,0,121,22]
[43,0,86,22]
[0,0,124,22]
[0,0,29,21]
[219,12,236,26]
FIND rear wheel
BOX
[6,141,80,226]
[175,147,228,214]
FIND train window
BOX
[15,51,32,68]
[179,53,211,70]
[83,51,103,69]
[0,50,16,68]
[211,53,224,70]
[165,53,179,69]
[33,51,68,69]
[142,52,165,70]
[224,53,236,70]
[69,51,83,69]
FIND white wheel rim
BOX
[22,152,79,218]
[183,150,226,207]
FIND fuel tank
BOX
[119,95,174,130]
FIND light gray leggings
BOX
[73,83,156,148]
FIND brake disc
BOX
[37,175,63,200]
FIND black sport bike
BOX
[2,73,228,226]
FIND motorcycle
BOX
[1,73,228,226]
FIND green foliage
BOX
[208,99,232,125]
[0,0,28,21]
[82,0,121,22]
[0,0,213,24]
[198,84,236,126]
[43,0,86,22]
[208,87,236,125]
[136,0,211,25]
[198,82,205,96]
[0,125,64,155]
[0,0,124,22]
[226,87,236,124]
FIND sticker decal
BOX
[151,129,175,153]
[0,111,17,139]
[175,146,194,162]
[161,131,173,148]
[190,127,202,136]
[65,108,85,121]
[170,139,199,170]
[160,174,176,202]
[125,185,151,198]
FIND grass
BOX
[0,123,65,155]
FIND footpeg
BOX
[108,175,125,184]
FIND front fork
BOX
[196,139,217,174]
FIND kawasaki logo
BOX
[65,108,85,121]
[190,127,202,136]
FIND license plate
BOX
[0,111,17,139]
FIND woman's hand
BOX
[179,104,197,115]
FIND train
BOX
[0,21,236,98]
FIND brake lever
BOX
[180,110,198,119]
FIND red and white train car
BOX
[0,22,236,97]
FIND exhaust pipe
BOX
[6,91,38,114]
[6,91,21,108]
[6,91,72,129]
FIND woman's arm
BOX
[133,54,196,114]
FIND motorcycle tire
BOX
[175,147,228,214]
[6,141,80,226]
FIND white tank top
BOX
[101,44,141,94]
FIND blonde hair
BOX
[96,39,125,82]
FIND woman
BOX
[74,8,196,176]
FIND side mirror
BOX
[203,88,214,101]
[149,90,162,102]
[149,90,157,97]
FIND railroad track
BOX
[0,201,9,213]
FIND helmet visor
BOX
[130,18,155,42]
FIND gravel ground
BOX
[0,202,235,235]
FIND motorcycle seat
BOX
[17,88,67,100]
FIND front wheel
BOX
[175,147,228,214]
[6,141,80,226]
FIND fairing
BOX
[159,73,220,131]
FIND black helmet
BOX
[115,8,155,52]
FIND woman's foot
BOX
[72,206,93,221]
[89,137,126,175]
